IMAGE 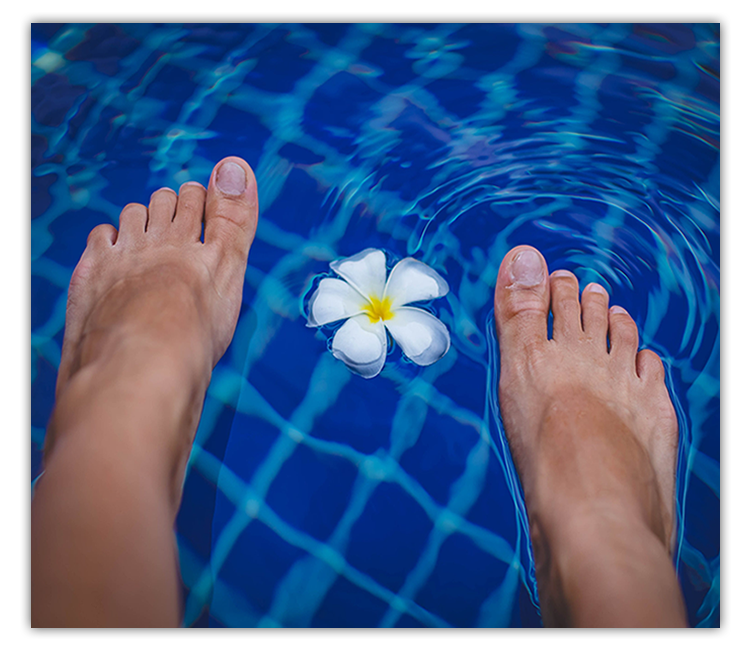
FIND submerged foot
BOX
[494,245,683,627]
[49,156,258,503]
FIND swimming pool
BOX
[31,23,720,627]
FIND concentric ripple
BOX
[31,23,719,627]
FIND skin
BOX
[31,156,257,627]
[31,157,685,627]
[494,246,686,627]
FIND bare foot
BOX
[494,245,684,627]
[49,156,258,504]
[32,157,257,627]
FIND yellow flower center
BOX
[363,295,395,323]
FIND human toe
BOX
[146,187,177,235]
[86,223,117,249]
[116,203,148,245]
[549,270,581,341]
[173,181,206,242]
[581,282,610,351]
[494,245,550,353]
[636,348,665,382]
[204,156,258,260]
[609,305,639,372]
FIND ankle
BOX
[76,307,212,378]
[530,508,685,626]
[48,340,211,512]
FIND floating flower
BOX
[307,248,451,378]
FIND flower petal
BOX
[385,307,450,366]
[331,314,387,379]
[330,248,386,300]
[307,278,367,327]
[383,257,449,308]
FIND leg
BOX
[31,157,258,627]
[494,245,686,627]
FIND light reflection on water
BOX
[31,23,719,627]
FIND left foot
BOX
[48,156,258,505]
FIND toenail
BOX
[587,283,608,295]
[551,269,576,278]
[510,250,544,288]
[611,305,628,314]
[182,181,204,189]
[152,187,176,198]
[216,161,247,196]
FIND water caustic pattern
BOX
[31,23,720,627]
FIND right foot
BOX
[494,245,684,626]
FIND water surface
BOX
[31,23,720,627]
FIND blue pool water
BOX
[31,23,719,627]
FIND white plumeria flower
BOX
[307,248,451,378]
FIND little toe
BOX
[146,188,177,236]
[59,224,117,397]
[494,245,550,355]
[86,223,118,249]
[204,157,258,262]
[173,182,206,242]
[581,282,610,351]
[609,305,639,373]
[636,349,666,382]
[117,203,148,245]
[549,270,582,341]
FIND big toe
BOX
[494,245,551,354]
[204,156,258,262]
